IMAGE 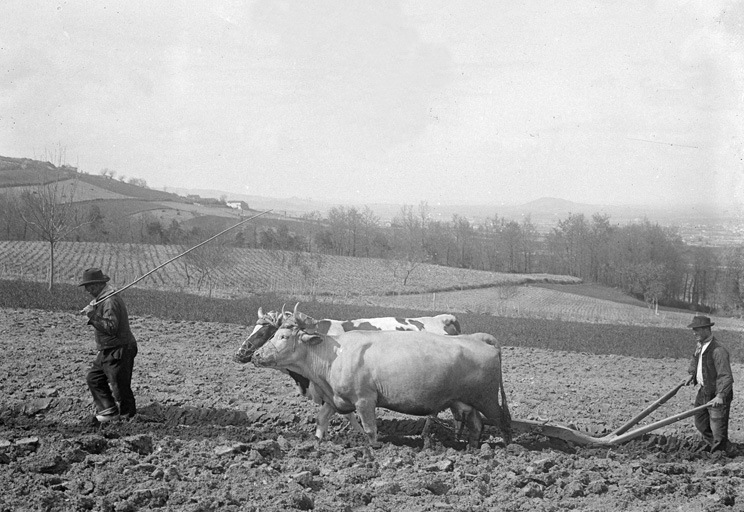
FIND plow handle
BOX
[609,381,685,437]
[607,402,710,445]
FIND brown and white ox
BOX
[234,307,463,440]
[235,308,461,364]
[251,309,511,449]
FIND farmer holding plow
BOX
[683,315,734,454]
[80,268,138,424]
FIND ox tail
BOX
[496,350,512,445]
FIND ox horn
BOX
[293,302,309,328]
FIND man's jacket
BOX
[687,336,734,400]
[86,285,137,351]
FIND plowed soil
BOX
[1,307,742,512]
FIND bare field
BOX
[353,286,744,332]
[1,307,742,511]
[2,179,131,202]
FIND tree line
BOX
[1,177,742,315]
[289,203,742,315]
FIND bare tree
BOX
[383,256,425,287]
[359,206,381,257]
[34,142,68,167]
[99,168,117,179]
[19,167,89,290]
[181,230,229,295]
[520,215,538,273]
[300,210,324,252]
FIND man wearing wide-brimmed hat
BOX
[79,268,138,424]
[683,315,733,454]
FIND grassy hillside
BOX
[0,155,295,230]
[0,155,181,202]
[0,156,65,186]
[75,173,185,202]
[350,284,744,332]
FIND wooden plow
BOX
[508,382,709,446]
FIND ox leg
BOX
[449,403,471,441]
[421,416,435,450]
[343,412,365,435]
[355,399,381,449]
[465,407,484,450]
[315,403,336,441]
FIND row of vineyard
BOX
[0,241,581,298]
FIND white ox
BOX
[252,309,511,449]
[234,307,463,440]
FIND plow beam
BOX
[510,419,607,446]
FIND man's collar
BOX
[96,284,115,299]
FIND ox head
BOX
[252,304,325,368]
[234,307,290,364]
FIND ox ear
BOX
[292,303,320,332]
[257,307,264,318]
[299,332,324,345]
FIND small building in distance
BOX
[226,200,250,211]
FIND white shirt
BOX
[696,337,712,386]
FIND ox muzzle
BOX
[234,342,257,364]
[251,342,279,368]
[234,323,278,364]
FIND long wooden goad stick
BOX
[82,208,273,311]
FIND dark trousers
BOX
[86,343,138,418]
[693,386,732,452]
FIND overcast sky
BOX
[2,1,742,208]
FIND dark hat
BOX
[78,268,110,286]
[687,315,714,329]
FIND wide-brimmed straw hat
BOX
[687,315,715,329]
[78,268,110,286]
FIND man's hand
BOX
[82,304,96,317]
[708,396,724,408]
[682,376,695,386]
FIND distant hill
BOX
[1,155,740,244]
[164,187,334,219]
[168,185,739,226]
[0,156,290,231]
[0,155,183,202]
